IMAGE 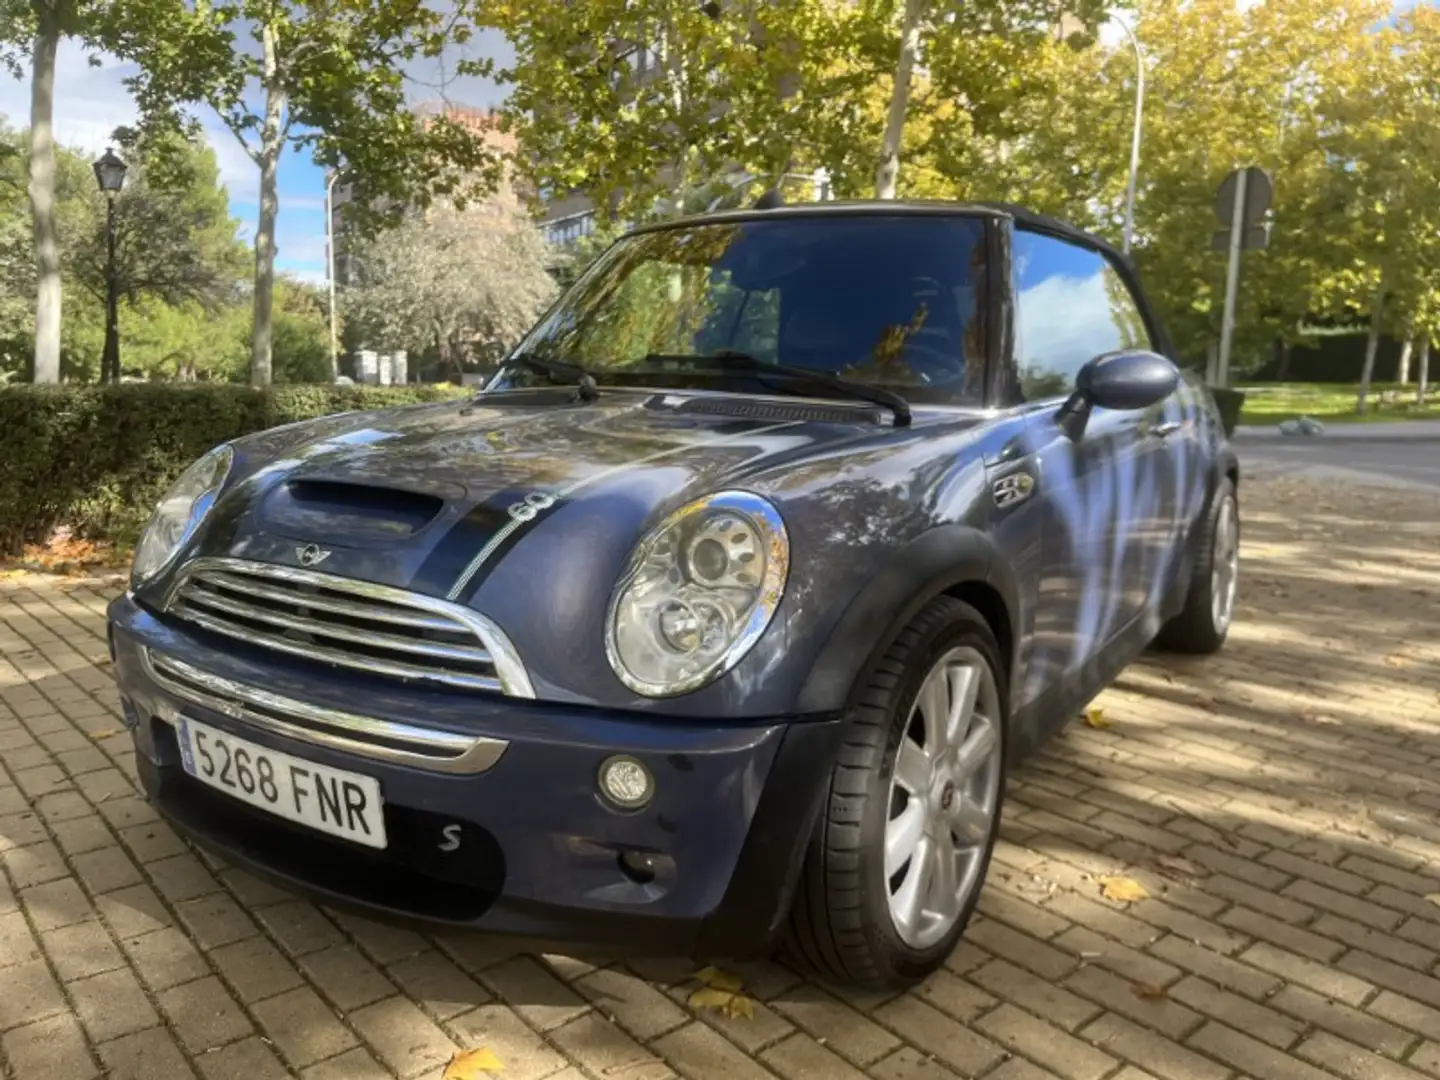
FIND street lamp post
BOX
[1112,16,1146,256]
[325,169,342,382]
[92,148,127,384]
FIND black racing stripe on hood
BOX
[409,488,566,597]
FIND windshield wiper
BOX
[496,353,599,402]
[650,350,911,427]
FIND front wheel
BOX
[1155,476,1239,654]
[783,597,1008,989]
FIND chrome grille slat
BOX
[143,649,508,774]
[200,571,458,631]
[162,558,534,697]
[178,586,495,665]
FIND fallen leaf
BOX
[1156,855,1203,877]
[1132,983,1169,1001]
[687,985,756,1020]
[0,569,26,580]
[693,966,744,993]
[1425,894,1440,908]
[1083,706,1110,730]
[443,1046,504,1078]
[90,729,123,741]
[1097,875,1150,903]
[1384,654,1409,668]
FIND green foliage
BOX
[108,0,506,383]
[0,382,468,554]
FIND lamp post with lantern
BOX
[92,148,128,384]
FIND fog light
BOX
[619,850,659,884]
[598,755,654,809]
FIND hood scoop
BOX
[669,396,884,426]
[257,480,446,547]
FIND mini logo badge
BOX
[295,544,331,567]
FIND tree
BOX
[346,191,556,377]
[488,0,835,224]
[69,134,247,318]
[109,0,503,386]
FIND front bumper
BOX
[108,593,842,959]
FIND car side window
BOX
[1011,229,1155,401]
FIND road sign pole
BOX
[1216,171,1248,389]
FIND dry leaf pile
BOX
[687,966,756,1020]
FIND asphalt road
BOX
[1238,435,1440,491]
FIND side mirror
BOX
[1077,350,1180,410]
[1057,350,1179,440]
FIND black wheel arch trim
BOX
[794,524,1022,717]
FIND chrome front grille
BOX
[143,650,509,774]
[164,558,532,696]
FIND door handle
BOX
[1150,421,1182,439]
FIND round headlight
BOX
[605,491,789,697]
[131,444,234,587]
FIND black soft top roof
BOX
[629,198,1130,270]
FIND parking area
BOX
[2,472,1440,1080]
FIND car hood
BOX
[191,390,976,604]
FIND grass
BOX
[1236,381,1440,426]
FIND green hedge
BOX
[0,383,468,556]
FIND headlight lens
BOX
[605,491,789,697]
[131,444,234,587]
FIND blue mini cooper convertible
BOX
[108,201,1240,988]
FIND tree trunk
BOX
[28,11,62,384]
[876,0,925,199]
[249,23,285,386]
[1275,339,1292,381]
[1417,337,1430,405]
[1396,330,1413,385]
[1355,276,1386,415]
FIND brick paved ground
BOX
[3,473,1440,1080]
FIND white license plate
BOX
[176,716,388,850]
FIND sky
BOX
[0,31,513,286]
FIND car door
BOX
[1003,228,1156,687]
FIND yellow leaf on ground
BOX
[693,966,744,993]
[1132,983,1169,1001]
[443,1046,504,1078]
[1426,894,1440,908]
[688,985,757,1019]
[1097,875,1150,903]
[0,569,26,580]
[1082,707,1110,730]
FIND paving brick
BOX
[71,845,143,895]
[912,967,995,1023]
[251,986,356,1068]
[1367,989,1440,1039]
[96,1028,198,1080]
[351,996,461,1077]
[973,958,1102,1033]
[0,907,40,968]
[966,918,1078,981]
[651,1022,781,1080]
[96,883,172,938]
[1171,975,1304,1049]
[49,814,117,857]
[478,954,590,1031]
[253,900,342,956]
[1,1014,98,1080]
[174,893,257,951]
[386,949,489,1019]
[22,877,93,931]
[0,957,68,1032]
[327,910,426,965]
[873,995,1005,1077]
[553,1012,676,1080]
[1295,1031,1435,1080]
[1281,878,1402,930]
[207,935,302,1003]
[300,1047,392,1080]
[1128,898,1251,955]
[298,943,395,1010]
[1083,1012,1229,1080]
[68,967,159,1043]
[148,853,221,904]
[40,918,124,982]
[1316,912,1437,969]
[117,822,187,864]
[1187,1019,1333,1080]
[117,927,206,992]
[867,1046,969,1080]
[1221,906,1345,963]
[194,1036,291,1080]
[976,1003,1118,1080]
[1339,951,1440,1012]
[576,965,710,1044]
[5,839,68,888]
[1063,964,1201,1040]
[1148,935,1281,1000]
[1051,926,1180,988]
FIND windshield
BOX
[493,214,990,406]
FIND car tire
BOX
[782,596,1008,989]
[1155,476,1239,654]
